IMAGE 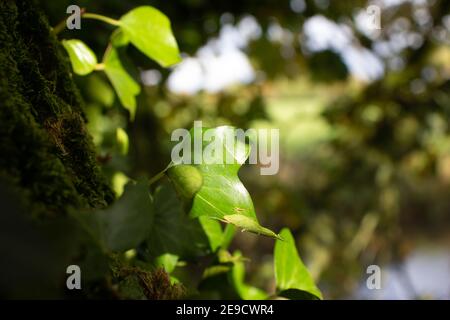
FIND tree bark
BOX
[0,0,113,216]
[0,0,113,298]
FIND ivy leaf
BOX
[62,39,97,75]
[221,224,236,250]
[199,250,264,299]
[167,165,203,202]
[116,127,129,155]
[119,6,181,67]
[167,164,223,251]
[154,253,179,274]
[111,29,129,48]
[85,74,115,107]
[144,182,213,259]
[198,216,223,252]
[223,215,280,239]
[173,126,279,239]
[274,228,323,300]
[89,179,154,252]
[229,251,267,300]
[103,46,140,120]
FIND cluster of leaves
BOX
[61,6,180,120]
[60,6,321,299]
[73,125,321,299]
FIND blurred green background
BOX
[42,0,450,299]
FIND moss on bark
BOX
[0,0,114,217]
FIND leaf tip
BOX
[274,234,284,241]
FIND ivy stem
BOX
[94,63,105,71]
[148,169,167,186]
[82,13,121,26]
[52,8,86,35]
[52,9,120,35]
[52,19,67,35]
[148,164,174,186]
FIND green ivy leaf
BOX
[145,182,213,259]
[154,253,179,274]
[221,224,236,250]
[103,47,140,120]
[85,74,115,107]
[90,179,154,252]
[202,265,231,280]
[62,39,97,75]
[182,126,279,239]
[199,251,263,299]
[223,215,280,239]
[116,127,129,155]
[198,216,223,252]
[111,29,129,48]
[167,164,223,252]
[274,228,322,300]
[229,251,267,300]
[167,165,203,202]
[119,6,181,67]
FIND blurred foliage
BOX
[39,0,450,299]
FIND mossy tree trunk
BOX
[0,0,114,298]
[0,0,114,215]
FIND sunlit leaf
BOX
[119,6,181,67]
[103,47,140,120]
[62,39,97,75]
[111,28,129,48]
[221,224,236,250]
[274,228,322,300]
[167,164,203,202]
[112,171,130,198]
[217,249,248,264]
[167,165,223,252]
[202,265,231,279]
[170,126,279,239]
[154,253,179,274]
[223,214,280,239]
[116,127,129,155]
[198,216,223,252]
